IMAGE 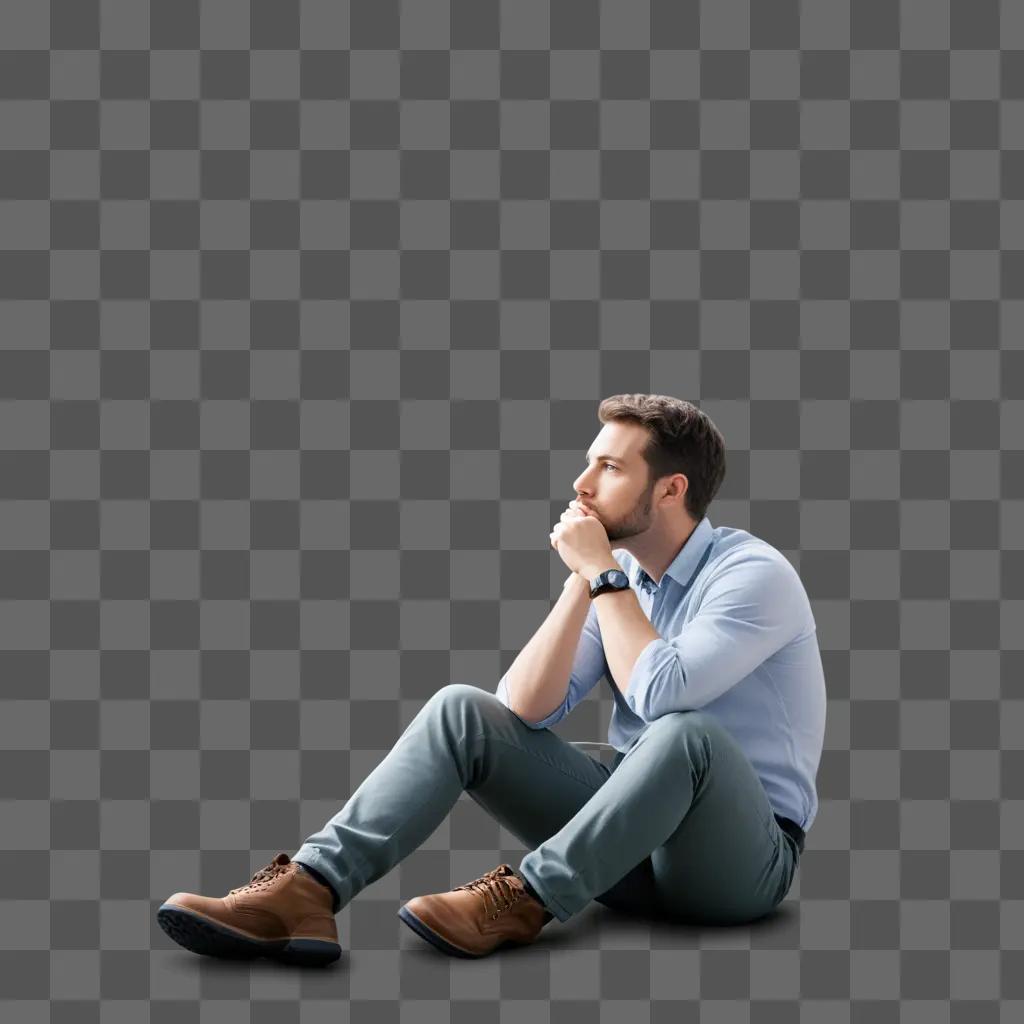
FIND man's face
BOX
[571,423,662,544]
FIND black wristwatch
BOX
[589,568,631,599]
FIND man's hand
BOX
[550,500,615,578]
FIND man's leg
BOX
[517,709,797,926]
[291,684,612,913]
[643,712,800,925]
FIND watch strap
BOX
[588,568,630,599]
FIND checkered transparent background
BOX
[1,0,1022,1019]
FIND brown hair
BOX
[597,394,727,523]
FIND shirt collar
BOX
[631,515,714,596]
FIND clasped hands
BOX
[549,499,616,579]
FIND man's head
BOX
[572,394,727,545]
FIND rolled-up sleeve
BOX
[495,674,570,729]
[495,595,608,729]
[624,555,803,721]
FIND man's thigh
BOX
[587,710,794,926]
[646,712,794,924]
[459,688,613,852]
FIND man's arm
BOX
[496,572,597,725]
[611,553,806,721]
[579,557,661,701]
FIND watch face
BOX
[598,565,626,589]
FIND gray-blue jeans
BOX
[292,684,801,925]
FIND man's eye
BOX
[603,463,616,471]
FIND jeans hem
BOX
[516,862,573,923]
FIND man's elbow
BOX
[516,704,565,729]
[628,664,690,722]
[519,716,553,730]
[509,696,566,729]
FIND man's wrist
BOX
[565,572,592,595]
[578,560,620,582]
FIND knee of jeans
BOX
[646,709,713,736]
[428,683,494,713]
[641,709,719,760]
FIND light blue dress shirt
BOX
[495,515,827,832]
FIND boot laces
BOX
[229,853,291,896]
[454,863,525,921]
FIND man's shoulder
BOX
[710,527,788,567]
[704,532,804,596]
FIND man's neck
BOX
[627,517,699,588]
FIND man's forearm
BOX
[501,572,593,723]
[580,559,661,700]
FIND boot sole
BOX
[157,903,342,967]
[398,904,516,959]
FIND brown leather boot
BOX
[157,853,342,967]
[398,863,554,958]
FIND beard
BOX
[597,477,657,543]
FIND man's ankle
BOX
[515,869,554,922]
[296,861,341,914]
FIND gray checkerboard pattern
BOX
[0,0,1020,1018]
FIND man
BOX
[157,394,826,967]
